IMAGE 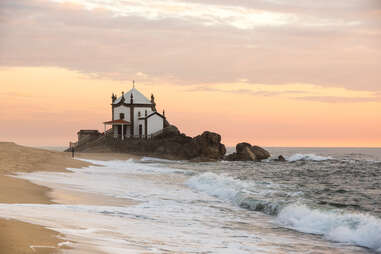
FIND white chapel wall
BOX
[114,105,130,121]
[147,114,164,135]
[138,119,145,136]
[133,107,152,134]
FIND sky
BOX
[0,0,380,147]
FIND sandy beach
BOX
[0,142,136,254]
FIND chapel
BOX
[103,85,167,139]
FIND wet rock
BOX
[251,146,271,161]
[276,155,286,162]
[193,131,226,161]
[225,142,270,161]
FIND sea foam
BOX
[187,172,381,252]
[287,153,333,162]
[186,173,285,215]
[277,203,381,252]
[140,157,183,163]
[186,172,246,202]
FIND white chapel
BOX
[104,85,167,139]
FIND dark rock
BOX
[154,125,180,139]
[71,127,226,161]
[193,131,226,160]
[276,155,286,162]
[251,146,271,161]
[225,142,270,162]
[224,153,237,161]
[236,142,252,154]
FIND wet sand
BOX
[75,152,140,161]
[0,142,136,254]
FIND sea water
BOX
[0,148,380,253]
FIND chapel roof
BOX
[139,111,165,120]
[113,87,152,105]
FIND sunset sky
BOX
[0,0,380,147]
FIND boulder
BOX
[233,143,257,161]
[276,155,286,162]
[193,131,226,160]
[251,146,271,161]
[148,130,226,160]
[225,142,270,161]
[236,142,252,154]
[224,153,236,161]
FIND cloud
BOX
[47,0,374,30]
[0,0,380,91]
[187,86,307,97]
[182,0,381,21]
[187,84,381,103]
[292,95,381,103]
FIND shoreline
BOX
[74,152,141,161]
[0,142,137,254]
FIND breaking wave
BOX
[186,172,246,202]
[140,157,184,163]
[278,204,381,252]
[287,153,333,162]
[187,172,381,252]
[186,172,285,215]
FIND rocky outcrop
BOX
[71,125,226,161]
[225,142,270,161]
[192,131,226,161]
[225,142,256,161]
[148,129,226,161]
[275,155,286,162]
[154,125,180,139]
[250,145,271,161]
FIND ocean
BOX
[0,147,380,253]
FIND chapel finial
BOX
[120,91,125,103]
[163,109,165,117]
[111,93,116,102]
[151,94,157,111]
[133,80,135,88]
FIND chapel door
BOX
[117,125,122,136]
[139,124,143,138]
[123,125,127,138]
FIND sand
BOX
[0,142,137,254]
[0,219,65,254]
[75,152,140,161]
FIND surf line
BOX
[30,245,56,252]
